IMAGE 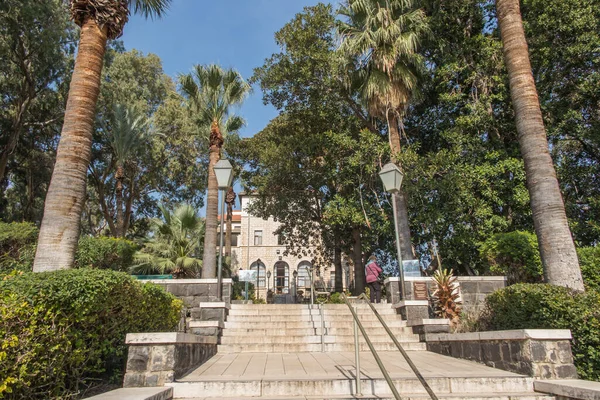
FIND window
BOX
[277,233,285,245]
[275,262,289,294]
[329,271,336,290]
[250,262,266,287]
[297,264,311,288]
[231,233,238,247]
[253,230,263,246]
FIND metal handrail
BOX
[341,293,402,399]
[355,293,439,400]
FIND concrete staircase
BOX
[170,303,555,399]
[219,303,425,353]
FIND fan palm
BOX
[179,64,250,278]
[132,203,203,278]
[495,0,584,291]
[33,0,171,272]
[337,0,428,260]
[108,103,150,237]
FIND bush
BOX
[75,236,137,272]
[0,269,182,399]
[480,231,543,285]
[578,246,600,292]
[479,283,600,381]
[0,222,38,274]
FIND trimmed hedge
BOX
[578,246,600,292]
[0,269,182,398]
[480,283,600,381]
[75,236,137,272]
[0,222,37,274]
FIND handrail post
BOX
[320,303,325,352]
[353,306,362,396]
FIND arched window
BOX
[250,261,266,287]
[274,261,289,294]
[297,261,311,288]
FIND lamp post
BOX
[378,162,405,299]
[256,258,262,301]
[293,270,298,303]
[214,159,233,301]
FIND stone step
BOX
[224,315,397,322]
[182,394,555,400]
[219,334,420,345]
[224,320,407,329]
[169,376,536,398]
[222,327,414,336]
[227,309,398,316]
[228,304,393,310]
[216,342,427,353]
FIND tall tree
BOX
[106,103,149,237]
[495,0,584,290]
[33,0,171,272]
[179,64,250,278]
[337,0,429,260]
[224,187,236,258]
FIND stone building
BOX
[219,193,351,301]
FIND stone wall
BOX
[123,333,217,387]
[385,276,506,313]
[145,279,232,308]
[425,329,578,379]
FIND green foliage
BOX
[578,246,600,292]
[480,284,600,381]
[132,204,203,278]
[329,292,346,304]
[0,222,38,274]
[480,231,543,285]
[74,236,137,272]
[0,269,182,398]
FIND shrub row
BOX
[480,283,600,381]
[0,222,137,275]
[0,269,182,399]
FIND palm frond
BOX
[128,0,170,19]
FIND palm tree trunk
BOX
[388,113,414,260]
[33,18,107,272]
[496,0,584,291]
[202,121,222,278]
[352,227,365,295]
[115,164,125,237]
[225,187,235,258]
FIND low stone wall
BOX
[385,276,506,312]
[145,278,232,308]
[123,332,217,387]
[534,379,600,400]
[425,329,577,379]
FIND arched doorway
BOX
[274,261,289,294]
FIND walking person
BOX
[365,255,382,303]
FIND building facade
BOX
[220,193,352,300]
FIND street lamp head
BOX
[378,162,404,193]
[214,159,234,189]
[293,270,298,279]
[256,258,261,265]
[267,270,271,278]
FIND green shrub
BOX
[0,222,38,274]
[578,246,600,292]
[0,269,182,398]
[75,236,137,272]
[480,231,543,285]
[480,283,600,381]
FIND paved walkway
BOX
[180,351,522,382]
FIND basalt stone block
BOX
[463,342,481,360]
[557,341,574,364]
[186,284,209,297]
[555,364,578,379]
[166,283,187,297]
[126,346,150,372]
[123,373,145,388]
[531,341,548,363]
[150,345,175,371]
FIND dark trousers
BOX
[368,281,381,303]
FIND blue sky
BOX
[121,0,331,138]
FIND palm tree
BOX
[132,203,203,278]
[337,0,428,260]
[108,103,149,237]
[179,64,250,278]
[225,187,237,258]
[33,0,171,272]
[495,0,584,291]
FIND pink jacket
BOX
[365,261,382,283]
